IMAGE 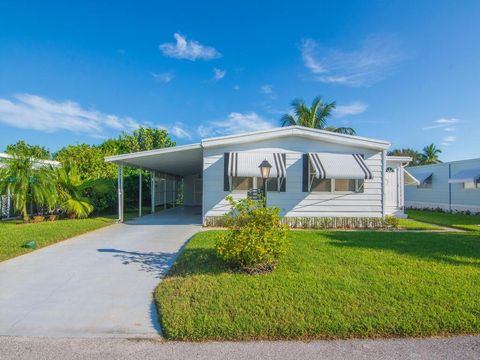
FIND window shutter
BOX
[224,153,230,191]
[280,153,286,192]
[302,153,309,192]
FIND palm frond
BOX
[280,114,297,127]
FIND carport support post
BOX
[117,164,124,223]
[151,171,155,214]
[138,171,142,217]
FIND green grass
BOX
[406,209,480,231]
[0,216,115,261]
[397,218,443,230]
[155,230,480,341]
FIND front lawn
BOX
[406,209,480,231]
[155,230,480,341]
[0,216,115,261]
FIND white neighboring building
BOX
[106,126,416,225]
[405,158,480,213]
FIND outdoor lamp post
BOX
[259,159,272,206]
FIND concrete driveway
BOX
[0,207,201,337]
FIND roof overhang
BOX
[105,144,203,176]
[202,126,390,151]
[387,156,413,164]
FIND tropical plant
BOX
[387,148,423,166]
[55,162,95,218]
[280,96,356,135]
[0,155,56,222]
[215,196,289,272]
[421,143,442,165]
[6,140,51,160]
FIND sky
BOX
[0,0,479,161]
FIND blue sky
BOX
[0,1,479,161]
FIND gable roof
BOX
[201,126,390,151]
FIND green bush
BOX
[215,196,289,272]
[384,215,400,228]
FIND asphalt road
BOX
[1,336,479,360]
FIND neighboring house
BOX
[0,152,59,219]
[405,158,480,213]
[106,126,417,225]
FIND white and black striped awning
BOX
[228,152,287,178]
[309,152,373,180]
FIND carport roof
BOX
[105,143,203,176]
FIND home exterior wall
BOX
[405,158,480,212]
[183,173,202,206]
[202,136,384,222]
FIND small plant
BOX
[384,215,400,228]
[215,196,289,273]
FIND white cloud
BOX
[0,94,148,136]
[197,112,275,138]
[213,68,226,80]
[152,72,175,83]
[332,101,368,118]
[159,33,221,61]
[423,117,459,130]
[441,135,457,146]
[260,84,274,94]
[300,36,403,86]
[170,123,191,139]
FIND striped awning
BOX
[448,168,480,183]
[308,153,373,180]
[404,169,420,186]
[228,152,286,178]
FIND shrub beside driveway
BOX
[155,229,480,341]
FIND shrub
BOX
[215,196,289,272]
[384,215,400,228]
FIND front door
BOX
[385,167,398,209]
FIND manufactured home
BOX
[405,158,480,213]
[106,126,417,225]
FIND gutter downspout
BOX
[381,150,386,219]
[448,163,452,212]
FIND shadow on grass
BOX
[325,231,480,267]
[167,247,231,277]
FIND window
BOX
[311,178,331,192]
[231,177,252,191]
[335,179,356,192]
[230,177,282,192]
[464,180,480,189]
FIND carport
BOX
[105,144,203,222]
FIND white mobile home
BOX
[405,158,480,213]
[106,126,415,225]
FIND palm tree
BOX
[421,143,442,165]
[55,162,94,218]
[0,155,56,222]
[280,97,356,135]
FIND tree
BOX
[280,97,356,135]
[421,143,442,165]
[55,162,94,218]
[114,127,176,153]
[5,140,51,160]
[0,155,56,222]
[387,148,423,166]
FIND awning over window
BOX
[404,169,420,186]
[308,153,373,180]
[448,168,480,183]
[228,152,286,178]
[414,172,433,184]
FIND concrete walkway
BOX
[0,207,201,337]
[0,335,479,360]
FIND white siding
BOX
[203,136,384,220]
[183,174,202,206]
[405,158,480,212]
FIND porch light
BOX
[259,159,272,179]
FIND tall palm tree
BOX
[55,162,94,218]
[421,143,442,165]
[280,97,356,135]
[0,155,56,222]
